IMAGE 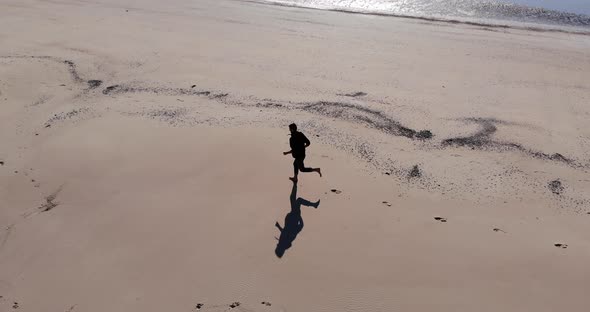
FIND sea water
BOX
[252,0,590,31]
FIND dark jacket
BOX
[289,131,310,159]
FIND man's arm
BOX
[283,150,292,155]
[303,134,311,148]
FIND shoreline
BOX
[243,0,590,36]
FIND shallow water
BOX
[254,0,590,30]
[510,0,590,15]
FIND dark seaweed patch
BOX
[126,107,189,126]
[442,117,499,147]
[147,108,186,120]
[416,130,433,139]
[301,101,432,140]
[209,93,228,99]
[87,79,103,89]
[408,165,421,178]
[63,60,83,82]
[341,91,367,97]
[101,84,215,97]
[45,108,87,126]
[443,117,576,166]
[0,56,85,83]
[548,179,564,195]
[355,142,375,161]
[44,108,88,127]
[550,153,568,162]
[102,85,121,94]
[256,102,283,108]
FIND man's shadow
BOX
[275,182,320,258]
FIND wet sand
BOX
[1,0,590,311]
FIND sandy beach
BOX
[1,0,590,311]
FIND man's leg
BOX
[290,159,300,182]
[298,158,322,177]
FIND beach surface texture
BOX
[1,0,590,311]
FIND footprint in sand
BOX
[493,228,506,233]
[434,217,447,223]
[331,189,342,194]
[37,186,63,213]
[195,303,204,310]
[229,302,240,309]
[554,243,568,249]
[12,302,19,309]
[39,194,59,212]
[382,201,392,207]
[261,301,272,306]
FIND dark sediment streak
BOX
[301,101,433,140]
[4,55,585,171]
[408,165,421,178]
[209,93,229,99]
[87,79,103,89]
[339,91,367,98]
[63,60,83,82]
[442,117,577,166]
[44,108,89,127]
[548,179,564,195]
[101,84,222,97]
[442,117,505,147]
[0,56,89,83]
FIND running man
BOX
[283,123,321,183]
